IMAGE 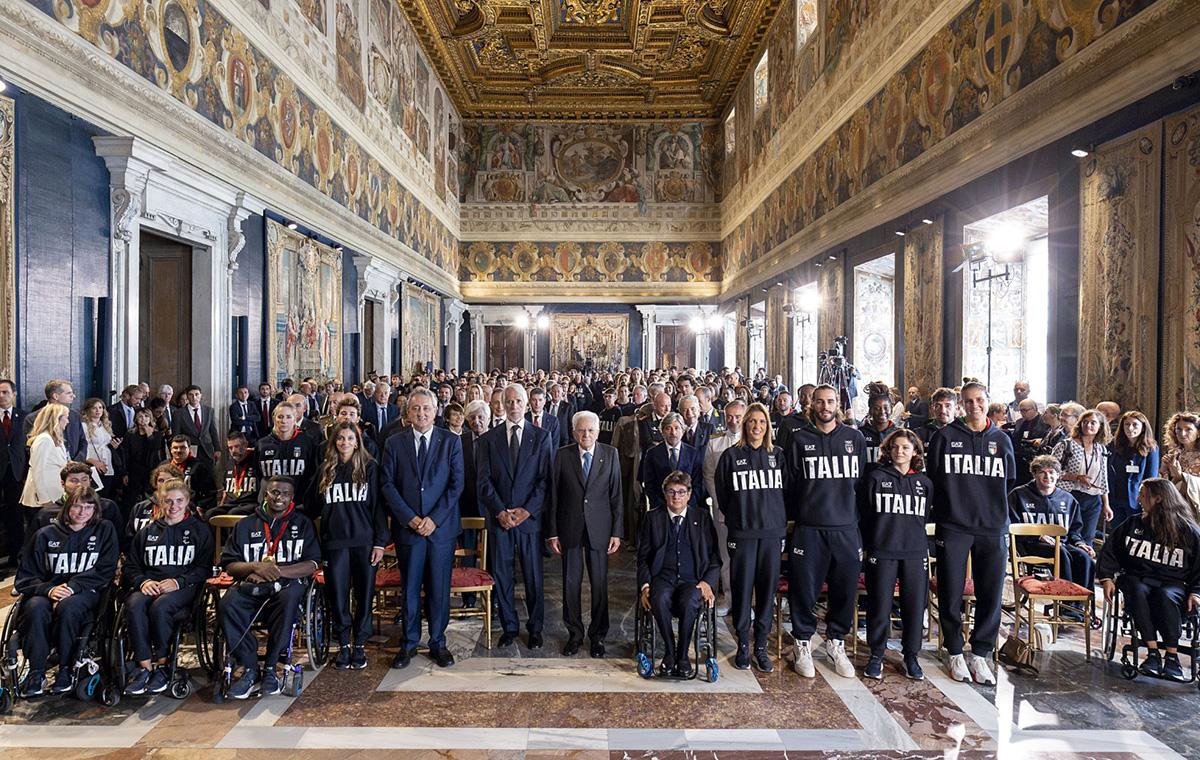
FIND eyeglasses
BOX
[664,488,691,497]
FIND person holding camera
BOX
[218,475,321,699]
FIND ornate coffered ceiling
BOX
[394,0,784,119]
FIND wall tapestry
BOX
[400,282,440,376]
[265,219,344,385]
[1079,122,1161,414]
[549,314,628,372]
[722,0,1157,270]
[817,256,844,354]
[1164,103,1200,417]
[23,0,457,273]
[0,96,13,378]
[460,240,717,284]
[902,216,943,394]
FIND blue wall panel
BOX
[14,93,110,404]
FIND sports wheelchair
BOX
[633,593,720,683]
[198,571,329,702]
[1102,577,1200,689]
[106,583,213,700]
[0,585,123,713]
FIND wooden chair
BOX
[450,516,494,648]
[207,514,244,565]
[371,545,404,631]
[925,523,977,647]
[1009,523,1093,660]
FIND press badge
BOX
[1126,464,1139,474]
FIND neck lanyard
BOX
[1081,442,1098,478]
[261,503,295,561]
[230,461,250,493]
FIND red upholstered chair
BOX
[1009,523,1093,660]
[372,544,404,630]
[925,522,978,647]
[450,516,494,648]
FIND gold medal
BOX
[262,554,275,564]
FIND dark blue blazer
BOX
[477,420,553,536]
[525,410,561,448]
[380,425,464,545]
[686,420,715,453]
[0,407,28,481]
[228,400,260,436]
[639,440,704,512]
[364,400,399,443]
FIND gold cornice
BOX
[460,280,721,303]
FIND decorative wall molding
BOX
[444,299,467,373]
[1160,103,1200,417]
[0,0,460,295]
[459,202,722,241]
[93,136,263,421]
[0,95,13,378]
[460,281,721,304]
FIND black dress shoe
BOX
[676,660,696,678]
[390,648,415,669]
[562,639,582,656]
[498,632,517,647]
[590,640,606,658]
[528,633,544,649]
[431,646,455,668]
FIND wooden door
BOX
[485,326,522,371]
[139,232,192,393]
[363,300,377,376]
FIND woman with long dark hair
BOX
[314,420,387,670]
[118,407,166,512]
[1099,479,1200,681]
[1108,411,1160,528]
[1053,408,1111,544]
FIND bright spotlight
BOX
[986,222,1027,261]
[536,314,549,330]
[514,313,530,330]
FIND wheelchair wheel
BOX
[107,603,131,694]
[194,584,223,676]
[74,668,102,702]
[637,652,654,679]
[1121,664,1138,680]
[101,683,121,707]
[303,583,330,669]
[705,657,719,683]
[0,685,12,714]
[170,676,191,700]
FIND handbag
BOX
[999,634,1039,676]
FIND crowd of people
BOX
[1,365,1199,698]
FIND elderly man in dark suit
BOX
[547,410,622,658]
[172,384,222,463]
[381,387,464,669]
[0,378,28,577]
[640,413,704,512]
[477,384,554,648]
[637,470,721,678]
[678,394,714,453]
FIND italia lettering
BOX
[49,552,99,574]
[732,469,783,491]
[874,492,926,516]
[801,456,860,479]
[866,446,880,464]
[261,459,306,476]
[324,482,370,503]
[1125,536,1186,569]
[941,454,1006,478]
[242,539,306,564]
[143,544,196,567]
[1020,511,1068,528]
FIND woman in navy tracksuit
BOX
[1108,411,1160,529]
[715,402,787,673]
[859,428,932,681]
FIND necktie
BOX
[417,433,427,471]
[533,414,540,428]
[669,447,678,470]
[378,404,385,431]
[125,405,133,428]
[1,410,9,438]
[686,428,694,446]
[673,514,684,536]
[262,400,269,422]
[582,450,592,480]
[509,425,520,470]
[193,408,202,432]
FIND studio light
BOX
[796,288,822,314]
[895,230,906,237]
[536,314,549,330]
[986,222,1027,261]
[706,313,723,331]
[514,313,530,330]
[689,316,705,333]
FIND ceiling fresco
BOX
[393,0,784,119]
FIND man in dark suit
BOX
[637,391,672,456]
[365,383,399,446]
[637,470,721,677]
[26,379,86,462]
[381,388,464,669]
[172,385,223,463]
[525,387,561,448]
[228,385,260,437]
[108,384,145,439]
[477,384,554,648]
[902,386,930,430]
[640,413,704,512]
[459,401,490,599]
[679,395,714,453]
[254,383,277,439]
[0,379,28,576]
[547,410,622,657]
[544,383,574,448]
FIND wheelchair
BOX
[200,571,329,702]
[633,593,720,683]
[0,585,122,713]
[106,584,212,700]
[1102,578,1200,689]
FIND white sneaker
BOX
[824,638,855,678]
[948,653,971,683]
[792,640,815,678]
[968,654,995,685]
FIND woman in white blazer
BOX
[21,403,72,531]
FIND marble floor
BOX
[0,550,1194,759]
